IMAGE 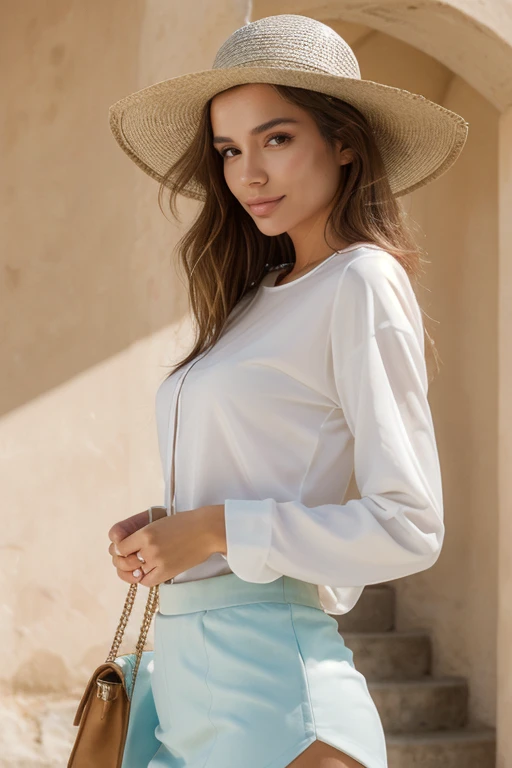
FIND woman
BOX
[106,13,468,768]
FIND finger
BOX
[111,553,148,572]
[108,542,146,563]
[138,567,160,588]
[109,542,123,558]
[111,528,145,558]
[108,510,154,545]
[116,567,144,585]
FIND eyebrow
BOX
[212,117,300,146]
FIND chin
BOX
[253,221,289,236]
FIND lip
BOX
[246,196,285,215]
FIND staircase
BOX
[333,584,496,767]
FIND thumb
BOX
[108,509,152,547]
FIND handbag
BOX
[67,359,192,767]
[66,579,161,768]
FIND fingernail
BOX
[133,569,141,578]
[114,544,121,556]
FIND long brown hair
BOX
[157,84,441,382]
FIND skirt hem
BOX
[263,734,388,768]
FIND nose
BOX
[238,151,268,188]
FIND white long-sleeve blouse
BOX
[154,243,445,615]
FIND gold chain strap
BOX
[105,582,160,697]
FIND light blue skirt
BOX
[148,572,388,768]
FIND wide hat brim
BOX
[109,66,469,200]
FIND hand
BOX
[107,506,167,585]
[108,506,168,549]
[107,505,226,588]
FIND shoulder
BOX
[331,246,424,339]
[335,245,411,291]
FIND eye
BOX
[219,133,293,159]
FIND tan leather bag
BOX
[67,578,160,767]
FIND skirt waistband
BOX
[157,572,322,615]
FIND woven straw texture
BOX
[109,14,469,199]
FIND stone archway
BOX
[254,0,512,110]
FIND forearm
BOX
[223,495,444,586]
[205,504,227,556]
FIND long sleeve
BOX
[223,251,445,587]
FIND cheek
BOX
[287,157,338,206]
[284,144,338,187]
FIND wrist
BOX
[206,504,227,556]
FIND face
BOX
[210,83,354,249]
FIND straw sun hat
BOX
[108,13,469,200]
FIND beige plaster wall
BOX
[497,103,512,768]
[1,0,246,696]
[0,0,502,743]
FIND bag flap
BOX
[72,662,127,727]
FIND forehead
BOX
[211,83,284,111]
[210,84,307,136]
[210,83,300,124]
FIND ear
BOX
[339,146,355,166]
[333,137,354,167]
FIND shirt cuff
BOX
[224,498,282,583]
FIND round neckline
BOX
[260,242,375,291]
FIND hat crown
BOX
[212,14,361,81]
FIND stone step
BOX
[368,677,469,733]
[386,727,496,768]
[332,585,395,633]
[342,630,432,681]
